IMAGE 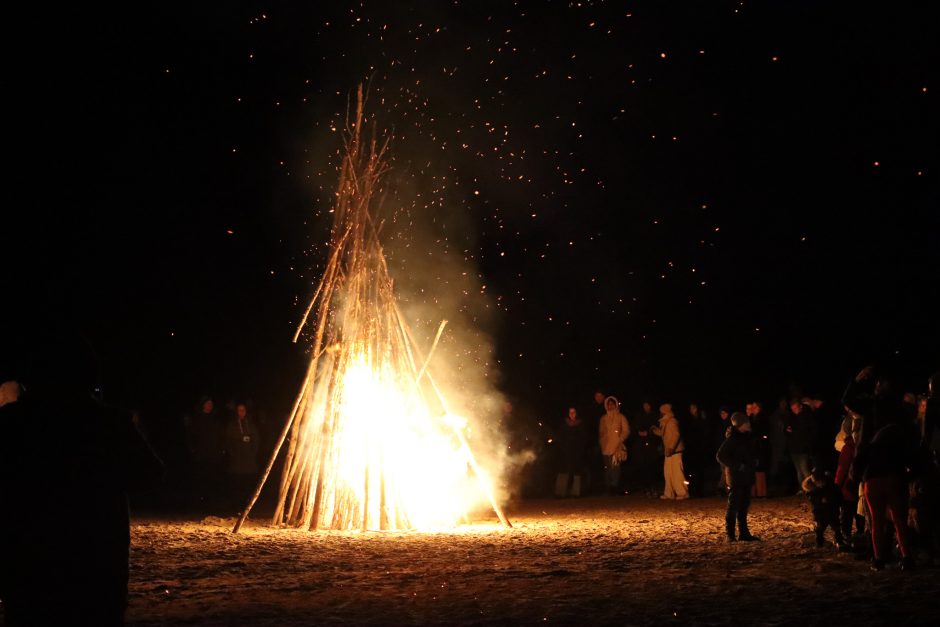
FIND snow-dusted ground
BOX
[127,496,937,626]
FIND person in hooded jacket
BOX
[716,412,760,542]
[599,396,630,495]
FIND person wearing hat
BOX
[716,412,760,542]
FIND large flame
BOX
[305,346,485,530]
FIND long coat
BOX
[599,411,630,457]
[716,429,758,487]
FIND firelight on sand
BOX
[233,87,509,532]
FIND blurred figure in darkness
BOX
[223,400,261,513]
[785,398,816,491]
[805,394,840,473]
[747,401,769,497]
[683,403,708,497]
[587,390,607,495]
[554,407,587,497]
[630,400,660,496]
[183,395,225,512]
[925,373,939,454]
[768,397,790,493]
[0,328,163,626]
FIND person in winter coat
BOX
[802,468,845,548]
[184,395,225,511]
[652,403,688,499]
[224,401,261,512]
[716,412,760,542]
[555,407,588,497]
[599,396,630,495]
[785,399,816,490]
[842,365,904,446]
[850,421,917,571]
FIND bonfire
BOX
[233,87,510,532]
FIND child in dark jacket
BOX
[802,467,845,548]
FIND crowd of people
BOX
[1,352,937,625]
[549,367,939,569]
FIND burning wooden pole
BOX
[233,85,510,534]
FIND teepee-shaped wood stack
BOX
[233,86,510,532]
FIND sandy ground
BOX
[127,496,939,626]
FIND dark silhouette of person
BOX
[0,330,163,626]
[716,412,760,542]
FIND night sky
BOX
[6,1,938,430]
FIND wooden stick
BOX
[415,320,448,385]
[232,364,312,534]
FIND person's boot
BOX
[870,557,885,571]
[900,555,915,572]
[738,526,760,542]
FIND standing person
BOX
[588,390,607,495]
[554,407,588,497]
[716,412,760,542]
[851,421,917,571]
[599,396,630,496]
[652,403,689,500]
[183,395,225,512]
[712,406,733,495]
[768,397,790,493]
[0,332,164,627]
[630,400,660,496]
[224,401,261,513]
[748,401,770,497]
[684,403,708,497]
[806,395,841,472]
[785,398,816,491]
[802,468,845,548]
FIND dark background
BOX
[5,1,938,439]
